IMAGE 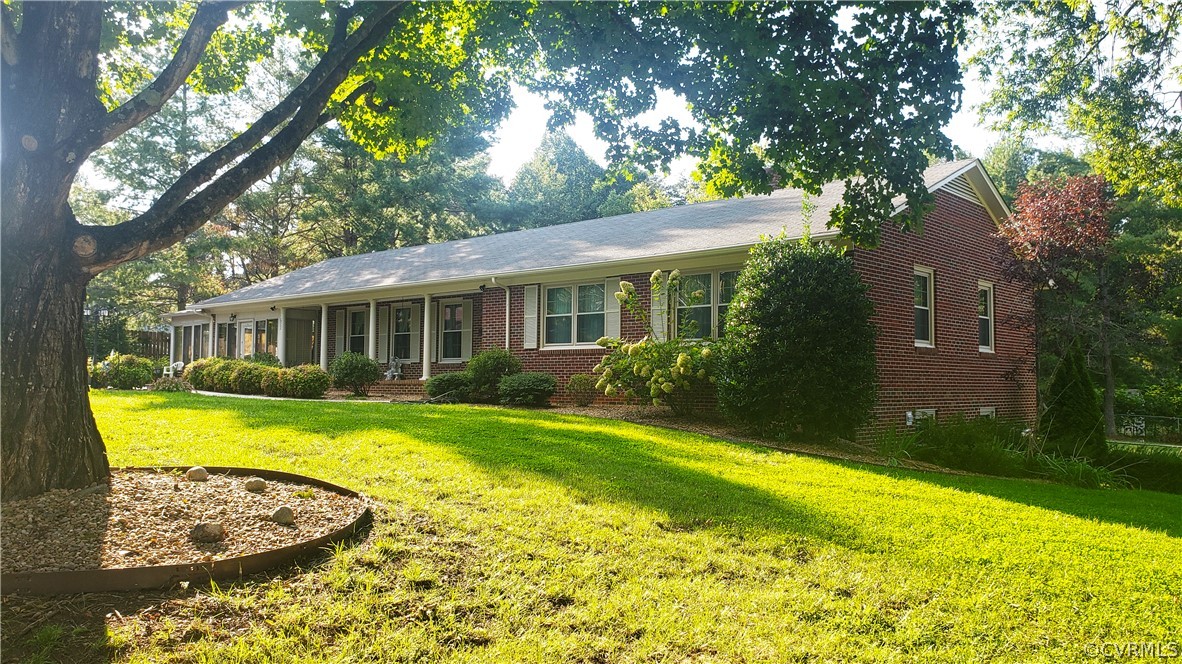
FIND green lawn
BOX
[7,391,1181,663]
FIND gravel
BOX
[0,469,365,574]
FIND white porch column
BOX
[276,308,287,366]
[319,304,329,370]
[421,294,432,380]
[367,299,378,360]
[208,316,216,357]
[168,325,176,364]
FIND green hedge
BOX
[425,372,472,402]
[499,372,557,406]
[89,353,154,390]
[184,358,330,399]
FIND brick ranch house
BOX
[166,159,1036,430]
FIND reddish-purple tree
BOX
[999,175,1119,435]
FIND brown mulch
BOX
[1,469,365,575]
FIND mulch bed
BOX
[1,469,365,575]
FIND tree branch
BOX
[79,3,407,273]
[1,2,18,66]
[70,1,246,155]
[122,5,397,225]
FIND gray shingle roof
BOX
[196,159,977,307]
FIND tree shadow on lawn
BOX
[845,461,1182,538]
[122,393,1181,542]
[119,394,859,549]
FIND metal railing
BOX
[1115,414,1182,446]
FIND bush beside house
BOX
[184,357,330,399]
[717,234,877,441]
[329,352,382,396]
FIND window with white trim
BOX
[392,306,413,360]
[978,282,994,352]
[544,284,605,345]
[914,267,934,346]
[677,273,713,339]
[907,408,937,426]
[979,406,997,419]
[670,269,742,339]
[348,310,366,354]
[717,270,740,337]
[441,302,464,360]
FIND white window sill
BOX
[540,344,604,351]
[979,347,995,354]
[439,358,465,364]
[914,341,935,348]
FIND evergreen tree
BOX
[1042,341,1107,461]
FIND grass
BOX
[4,391,1180,663]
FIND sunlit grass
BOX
[12,391,1182,662]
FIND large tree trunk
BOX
[1,244,108,500]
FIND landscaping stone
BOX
[185,466,209,482]
[189,522,225,543]
[244,477,267,492]
[0,469,364,574]
[270,506,295,526]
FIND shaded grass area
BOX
[3,392,1179,663]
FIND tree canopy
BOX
[973,0,1182,205]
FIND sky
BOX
[485,65,1001,185]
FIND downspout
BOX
[491,277,509,349]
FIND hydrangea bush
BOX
[593,270,716,416]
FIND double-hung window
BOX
[544,284,605,345]
[914,267,934,347]
[677,273,713,339]
[717,270,740,337]
[672,270,741,339]
[392,306,413,360]
[978,282,994,352]
[348,310,366,354]
[441,302,464,360]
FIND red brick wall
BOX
[326,191,1038,426]
[849,191,1037,435]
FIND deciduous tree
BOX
[1,1,970,499]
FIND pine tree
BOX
[1042,341,1106,461]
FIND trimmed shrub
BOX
[499,372,557,406]
[182,357,225,390]
[207,360,237,393]
[260,368,288,397]
[1042,340,1106,461]
[716,235,877,441]
[425,372,472,402]
[329,352,382,396]
[247,352,282,367]
[230,362,273,395]
[149,376,193,392]
[90,353,154,390]
[466,349,522,402]
[565,373,597,407]
[285,364,332,399]
[261,365,331,399]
